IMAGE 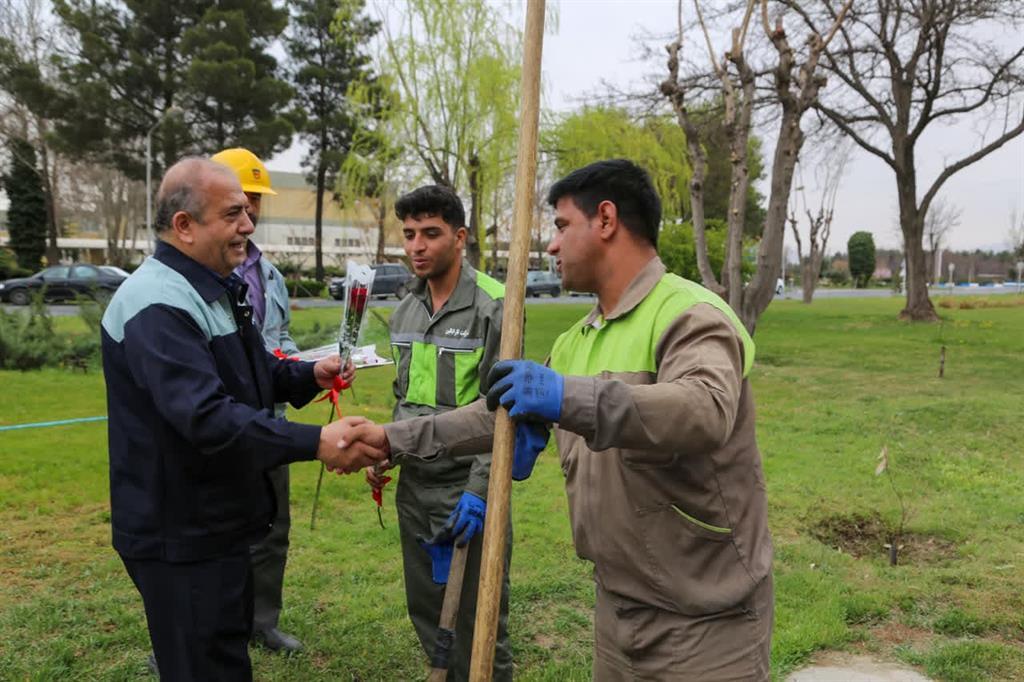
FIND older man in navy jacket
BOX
[101,157,384,681]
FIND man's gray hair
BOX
[153,157,235,233]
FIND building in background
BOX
[0,170,405,268]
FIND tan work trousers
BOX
[593,575,773,681]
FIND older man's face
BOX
[190,172,255,276]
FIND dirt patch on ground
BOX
[808,512,957,565]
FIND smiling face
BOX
[402,213,466,280]
[547,196,602,294]
[177,171,254,276]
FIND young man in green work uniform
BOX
[350,160,774,680]
[366,185,513,680]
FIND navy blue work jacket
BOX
[101,241,322,562]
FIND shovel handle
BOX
[427,543,470,681]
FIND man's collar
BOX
[241,240,262,269]
[581,256,666,328]
[410,259,478,313]
[154,240,231,304]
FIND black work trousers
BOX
[122,550,254,682]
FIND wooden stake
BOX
[469,1,545,679]
[427,544,470,682]
[938,345,946,378]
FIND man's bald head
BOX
[153,157,239,234]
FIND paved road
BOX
[5,286,1019,317]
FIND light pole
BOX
[948,262,956,292]
[145,106,183,255]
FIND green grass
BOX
[2,296,1023,680]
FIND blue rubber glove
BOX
[441,491,486,547]
[418,536,454,584]
[513,421,550,481]
[486,360,564,423]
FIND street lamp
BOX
[145,106,183,254]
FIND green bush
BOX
[289,278,326,298]
[0,248,32,280]
[0,295,63,370]
[658,218,756,284]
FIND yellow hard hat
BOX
[211,147,277,195]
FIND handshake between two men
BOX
[316,359,563,481]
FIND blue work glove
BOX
[441,491,486,547]
[513,421,550,481]
[418,536,454,584]
[486,360,564,423]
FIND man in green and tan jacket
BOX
[366,185,512,681]
[350,160,773,680]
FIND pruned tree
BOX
[789,144,849,302]
[923,197,962,283]
[796,0,1024,321]
[287,0,380,281]
[377,0,521,268]
[1006,206,1024,259]
[661,0,851,333]
[66,163,146,267]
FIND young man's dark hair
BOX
[395,185,466,229]
[546,158,662,247]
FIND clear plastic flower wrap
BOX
[338,261,376,368]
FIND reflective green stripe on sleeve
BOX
[405,341,438,407]
[475,271,505,300]
[453,347,486,406]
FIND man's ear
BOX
[454,226,468,249]
[171,211,195,245]
[596,200,619,241]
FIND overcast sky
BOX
[269,0,1024,253]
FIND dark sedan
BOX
[525,270,561,297]
[0,263,129,305]
[329,263,414,301]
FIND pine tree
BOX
[286,0,380,281]
[2,139,48,271]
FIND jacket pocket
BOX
[670,504,732,541]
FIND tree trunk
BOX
[375,198,387,263]
[896,177,937,321]
[739,106,802,333]
[37,127,60,264]
[466,153,482,269]
[314,159,326,281]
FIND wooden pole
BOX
[469,1,545,679]
[427,544,470,682]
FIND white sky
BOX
[268,0,1024,253]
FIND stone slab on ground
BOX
[787,653,931,681]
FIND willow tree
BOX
[378,0,520,267]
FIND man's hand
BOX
[512,421,550,481]
[438,492,486,547]
[341,421,390,456]
[313,354,356,389]
[486,359,564,423]
[365,460,394,489]
[318,416,388,473]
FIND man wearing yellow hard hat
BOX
[211,147,305,654]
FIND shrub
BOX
[0,295,64,370]
[289,278,326,298]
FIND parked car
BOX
[525,270,561,297]
[0,263,128,305]
[329,263,414,301]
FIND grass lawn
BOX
[1,296,1023,680]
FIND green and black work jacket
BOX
[389,261,505,497]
